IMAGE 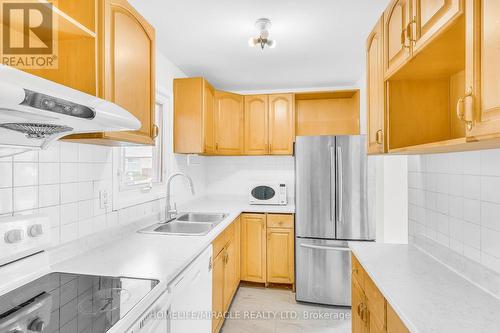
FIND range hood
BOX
[0,65,141,156]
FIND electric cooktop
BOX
[0,272,159,333]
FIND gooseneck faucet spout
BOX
[165,172,195,222]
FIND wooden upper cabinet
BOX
[384,0,412,77]
[244,94,295,155]
[244,95,269,155]
[268,94,295,155]
[240,213,267,283]
[467,0,500,141]
[367,16,386,155]
[215,91,244,155]
[204,84,216,154]
[174,78,215,154]
[98,0,156,144]
[65,0,156,145]
[412,0,463,52]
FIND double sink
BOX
[138,213,227,236]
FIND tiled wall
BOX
[204,156,295,201]
[408,149,500,276]
[0,142,180,249]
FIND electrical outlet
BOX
[99,190,108,209]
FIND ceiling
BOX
[129,0,389,91]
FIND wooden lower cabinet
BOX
[212,217,241,333]
[352,254,409,333]
[212,250,225,333]
[352,278,368,333]
[240,213,295,286]
[387,303,410,333]
[266,227,294,284]
[240,213,267,283]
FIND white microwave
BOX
[249,182,287,205]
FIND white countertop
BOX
[53,197,294,280]
[48,197,294,331]
[349,242,500,333]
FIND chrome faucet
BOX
[165,172,195,221]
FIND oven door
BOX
[249,184,277,205]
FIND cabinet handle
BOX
[401,28,411,49]
[375,129,383,145]
[456,87,474,131]
[152,124,159,139]
[407,17,417,44]
[215,142,219,152]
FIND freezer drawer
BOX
[295,238,351,306]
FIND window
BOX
[119,101,164,190]
[113,91,170,210]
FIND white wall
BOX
[204,156,294,201]
[357,68,408,244]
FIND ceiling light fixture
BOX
[248,18,276,50]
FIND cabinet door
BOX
[204,82,216,154]
[387,303,410,333]
[467,0,500,141]
[100,0,156,144]
[268,94,295,155]
[234,216,241,284]
[215,91,244,155]
[223,241,237,311]
[365,276,386,333]
[366,16,386,154]
[413,0,463,52]
[384,0,412,77]
[212,252,225,333]
[352,278,368,333]
[240,214,267,283]
[244,95,269,155]
[266,228,294,284]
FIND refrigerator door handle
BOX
[337,146,344,224]
[299,243,351,252]
[329,145,335,222]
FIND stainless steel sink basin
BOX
[176,212,227,223]
[153,222,213,235]
[137,212,228,236]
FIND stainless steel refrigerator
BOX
[295,135,374,306]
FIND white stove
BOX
[0,215,160,333]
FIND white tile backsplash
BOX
[0,162,12,188]
[409,148,500,279]
[13,163,38,187]
[0,188,12,215]
[1,142,169,248]
[204,155,295,201]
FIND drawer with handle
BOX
[267,214,294,229]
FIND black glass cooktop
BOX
[0,272,159,333]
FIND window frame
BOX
[112,90,171,210]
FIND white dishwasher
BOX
[168,245,213,333]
